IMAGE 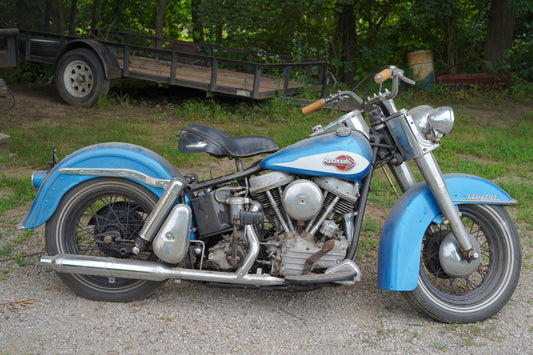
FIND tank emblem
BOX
[323,155,356,171]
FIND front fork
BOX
[389,154,478,260]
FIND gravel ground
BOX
[1,218,532,354]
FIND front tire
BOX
[46,178,165,301]
[55,48,110,107]
[404,204,521,323]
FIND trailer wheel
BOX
[56,48,109,107]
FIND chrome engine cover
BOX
[281,180,323,221]
[280,236,349,276]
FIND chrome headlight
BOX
[428,106,454,137]
[409,105,434,140]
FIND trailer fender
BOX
[55,39,121,79]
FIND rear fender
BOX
[19,143,182,229]
[377,173,516,291]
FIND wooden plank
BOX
[117,55,303,98]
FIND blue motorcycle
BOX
[19,66,521,323]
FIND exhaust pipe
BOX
[41,225,285,286]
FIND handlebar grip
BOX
[374,68,392,84]
[302,99,325,115]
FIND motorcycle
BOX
[18,65,521,323]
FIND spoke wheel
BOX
[46,178,165,301]
[404,204,521,323]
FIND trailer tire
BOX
[56,48,109,107]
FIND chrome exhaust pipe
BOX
[40,225,285,286]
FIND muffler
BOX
[41,225,285,286]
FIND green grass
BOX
[0,174,36,214]
[1,87,532,231]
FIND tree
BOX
[155,0,167,48]
[332,1,357,85]
[483,0,516,69]
[191,0,203,42]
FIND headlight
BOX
[428,106,454,137]
[409,105,434,140]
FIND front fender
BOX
[19,143,182,229]
[377,173,516,291]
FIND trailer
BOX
[0,28,328,107]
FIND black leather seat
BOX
[178,124,278,158]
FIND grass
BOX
[0,174,36,214]
[0,84,532,265]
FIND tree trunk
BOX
[155,0,167,49]
[191,0,203,43]
[58,0,65,35]
[335,2,357,86]
[68,0,78,36]
[43,0,52,32]
[483,0,516,68]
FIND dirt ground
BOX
[0,85,532,354]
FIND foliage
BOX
[0,0,531,85]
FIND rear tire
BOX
[55,48,109,107]
[404,204,521,323]
[45,178,165,301]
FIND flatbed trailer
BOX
[1,28,328,106]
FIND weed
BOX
[0,174,36,214]
[361,338,377,347]
[0,244,13,257]
[363,217,380,236]
[433,339,448,351]
[13,230,34,244]
[14,253,26,266]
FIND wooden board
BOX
[117,55,304,99]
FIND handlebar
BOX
[302,99,326,115]
[302,65,416,115]
[374,68,392,84]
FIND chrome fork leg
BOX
[388,161,417,193]
[414,152,477,259]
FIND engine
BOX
[188,171,360,277]
[249,171,360,276]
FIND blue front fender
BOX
[377,173,516,291]
[19,143,182,229]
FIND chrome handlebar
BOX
[304,66,416,114]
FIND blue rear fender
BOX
[377,173,517,291]
[19,143,182,229]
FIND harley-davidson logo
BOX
[323,155,356,171]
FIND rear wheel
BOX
[55,48,109,107]
[46,178,165,301]
[404,204,521,323]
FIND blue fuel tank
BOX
[262,130,372,181]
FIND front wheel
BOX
[404,204,521,323]
[46,178,165,301]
